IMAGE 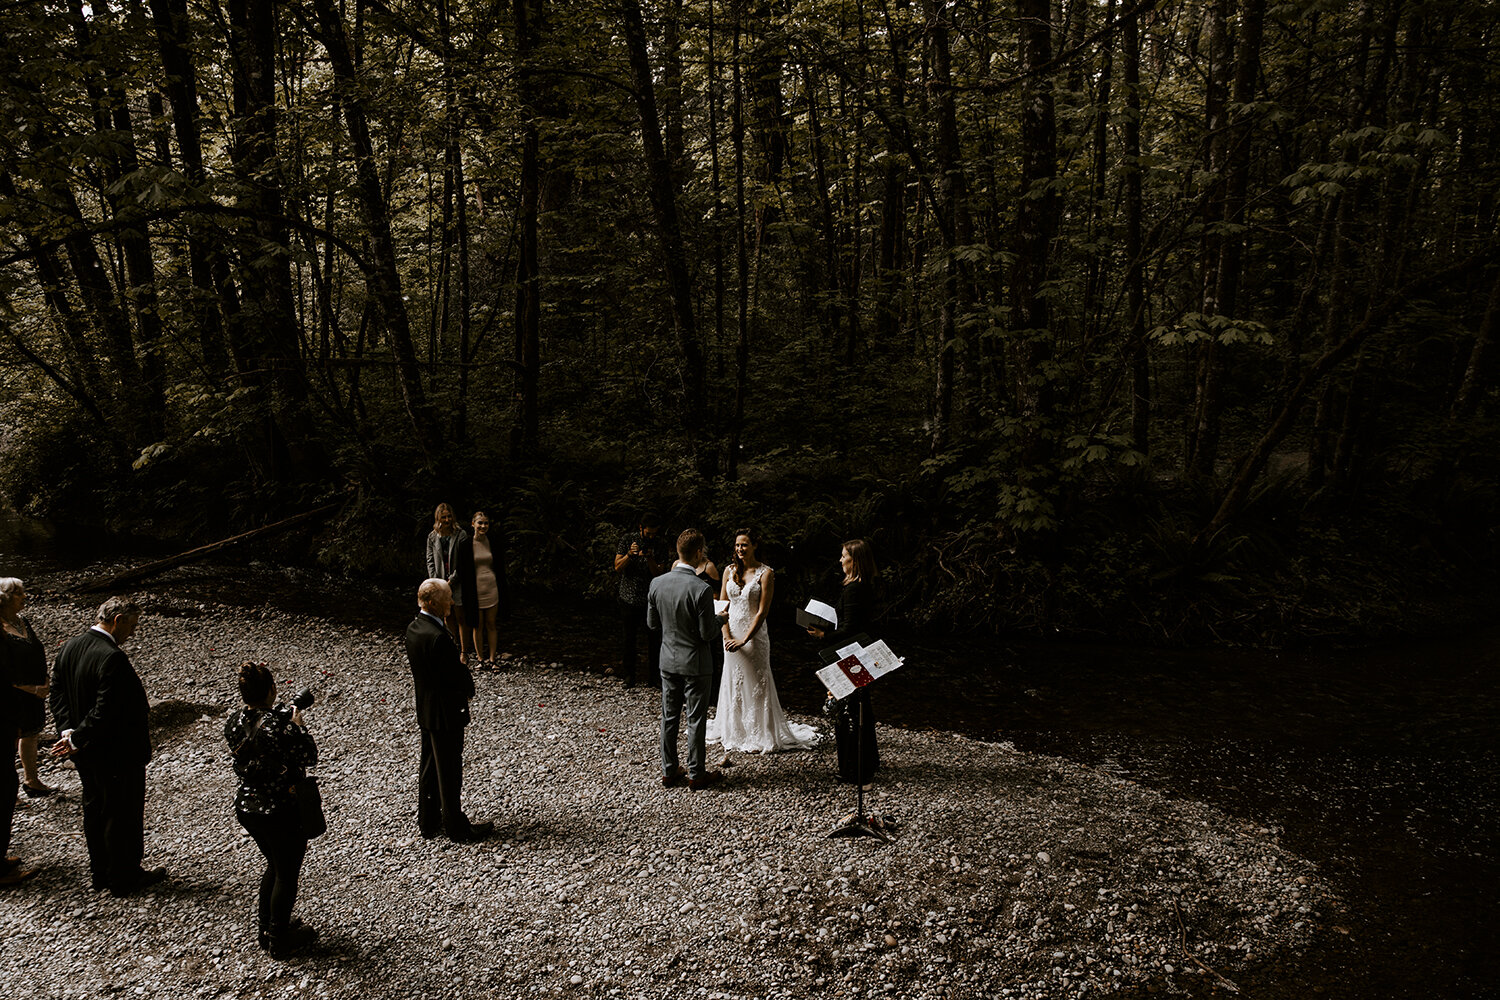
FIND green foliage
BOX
[0,0,1496,645]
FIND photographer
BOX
[225,662,319,959]
[612,514,669,687]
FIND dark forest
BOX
[2,0,1497,642]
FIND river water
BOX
[3,512,1495,998]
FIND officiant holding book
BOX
[805,539,880,786]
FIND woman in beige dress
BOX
[456,511,504,669]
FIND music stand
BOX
[818,635,889,842]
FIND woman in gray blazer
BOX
[424,503,468,655]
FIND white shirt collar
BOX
[89,625,117,644]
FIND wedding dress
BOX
[708,565,818,752]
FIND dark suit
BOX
[404,611,479,837]
[49,627,153,892]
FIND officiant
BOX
[805,539,880,786]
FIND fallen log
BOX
[78,502,342,593]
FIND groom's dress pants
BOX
[660,672,709,779]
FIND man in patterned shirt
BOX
[612,514,669,688]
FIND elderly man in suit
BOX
[647,529,723,791]
[49,596,168,896]
[405,578,492,842]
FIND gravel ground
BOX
[3,585,1339,999]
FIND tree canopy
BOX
[2,0,1497,640]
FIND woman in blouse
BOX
[225,661,319,958]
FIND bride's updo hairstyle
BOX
[731,527,759,587]
[238,661,274,708]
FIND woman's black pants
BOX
[237,808,308,934]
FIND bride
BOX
[708,530,818,752]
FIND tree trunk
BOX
[619,0,711,464]
[146,0,234,379]
[512,0,543,460]
[306,0,444,463]
[1011,0,1060,457]
[923,0,963,455]
[1185,0,1232,480]
[73,0,168,439]
[727,0,749,480]
[1123,6,1150,455]
[1451,267,1500,421]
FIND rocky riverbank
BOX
[3,584,1339,999]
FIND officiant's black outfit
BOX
[828,580,880,784]
[405,611,485,840]
[49,627,155,893]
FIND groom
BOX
[647,529,723,790]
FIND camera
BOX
[292,687,315,711]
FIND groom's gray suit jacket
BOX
[646,564,718,676]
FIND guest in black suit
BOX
[48,597,168,895]
[405,579,492,842]
[805,539,881,786]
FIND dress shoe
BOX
[263,919,319,959]
[687,771,723,791]
[661,766,687,789]
[450,821,494,843]
[0,863,36,886]
[110,866,168,897]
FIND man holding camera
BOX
[405,578,492,842]
[613,513,669,687]
[49,596,168,896]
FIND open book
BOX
[796,598,838,632]
[816,639,904,700]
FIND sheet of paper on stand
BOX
[816,640,905,700]
[857,639,904,677]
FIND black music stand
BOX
[818,635,889,843]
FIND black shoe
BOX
[110,866,168,897]
[450,821,494,843]
[22,783,56,798]
[265,920,319,959]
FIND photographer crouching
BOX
[225,661,320,959]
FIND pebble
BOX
[4,578,1338,1000]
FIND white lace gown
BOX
[707,565,819,752]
